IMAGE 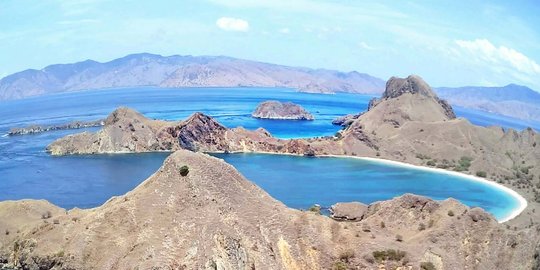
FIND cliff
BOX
[1,150,538,269]
[252,101,314,120]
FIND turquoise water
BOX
[211,153,519,221]
[0,87,531,219]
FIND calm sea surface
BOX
[0,87,534,220]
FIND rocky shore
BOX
[1,150,538,269]
[252,100,314,120]
[8,119,105,136]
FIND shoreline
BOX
[322,155,528,223]
[211,150,528,223]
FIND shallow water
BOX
[0,87,533,219]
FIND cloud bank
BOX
[456,39,540,75]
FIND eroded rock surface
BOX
[330,202,368,221]
[252,100,314,120]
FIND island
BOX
[251,100,315,120]
[8,119,105,136]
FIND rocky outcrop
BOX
[331,113,361,127]
[8,119,104,136]
[1,151,538,269]
[252,101,314,120]
[330,202,368,221]
[369,75,456,120]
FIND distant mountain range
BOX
[0,53,385,100]
[435,84,540,122]
[2,52,540,122]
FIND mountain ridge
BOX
[435,84,540,121]
[0,53,385,100]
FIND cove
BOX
[211,152,524,222]
[0,87,531,222]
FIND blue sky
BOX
[1,0,540,90]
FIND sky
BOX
[1,0,540,91]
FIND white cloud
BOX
[216,17,249,32]
[455,39,540,75]
[279,28,290,34]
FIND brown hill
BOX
[1,150,538,269]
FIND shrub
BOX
[426,160,436,166]
[420,262,436,270]
[179,165,189,176]
[372,249,406,262]
[332,261,347,270]
[308,205,321,214]
[395,234,403,242]
[380,221,385,228]
[418,223,426,231]
[476,171,487,178]
[447,210,455,216]
[455,156,473,171]
[5,229,9,235]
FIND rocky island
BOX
[251,100,314,120]
[8,119,105,136]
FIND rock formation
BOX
[252,101,314,120]
[331,113,361,126]
[1,150,538,269]
[329,202,367,221]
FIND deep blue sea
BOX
[0,87,535,220]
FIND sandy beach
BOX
[322,154,528,223]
